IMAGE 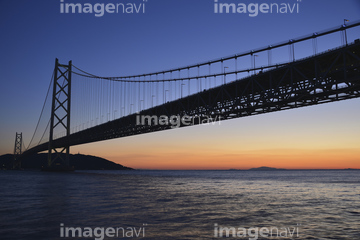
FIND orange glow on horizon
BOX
[106,148,360,170]
[71,138,360,170]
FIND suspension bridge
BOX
[13,21,360,170]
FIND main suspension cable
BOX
[26,70,54,150]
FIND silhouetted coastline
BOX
[0,153,133,170]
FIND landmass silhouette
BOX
[0,153,132,170]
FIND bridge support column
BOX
[13,132,22,169]
[46,58,73,171]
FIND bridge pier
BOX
[12,132,22,169]
[44,59,73,171]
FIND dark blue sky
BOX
[1,0,360,159]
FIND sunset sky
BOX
[1,0,360,169]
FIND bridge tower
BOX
[13,132,22,169]
[46,58,72,170]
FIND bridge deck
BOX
[25,41,360,155]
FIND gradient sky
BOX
[1,0,360,169]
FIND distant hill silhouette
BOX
[0,153,132,170]
[248,166,287,171]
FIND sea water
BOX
[0,170,359,239]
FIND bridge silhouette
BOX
[14,21,360,170]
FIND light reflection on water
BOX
[0,170,359,239]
